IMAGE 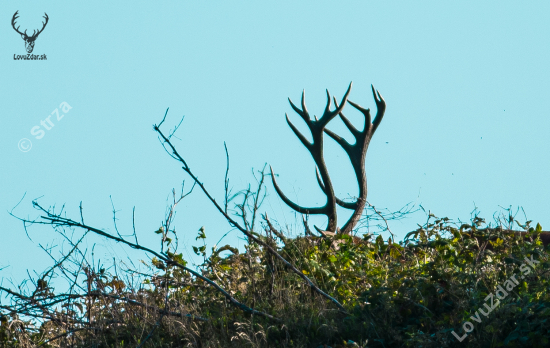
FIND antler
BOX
[320,85,386,234]
[11,11,25,36]
[272,83,386,235]
[270,83,352,232]
[32,13,49,38]
[11,12,48,39]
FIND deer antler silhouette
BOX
[12,11,49,54]
[271,83,386,235]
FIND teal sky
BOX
[1,1,549,280]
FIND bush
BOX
[2,210,549,347]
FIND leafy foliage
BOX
[3,107,548,347]
[2,212,550,347]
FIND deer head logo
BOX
[12,11,49,54]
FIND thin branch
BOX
[154,117,348,314]
[224,141,231,215]
[132,206,139,245]
[29,203,280,322]
[109,196,124,240]
[250,165,268,231]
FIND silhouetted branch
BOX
[25,201,280,322]
[154,112,348,314]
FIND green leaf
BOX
[196,226,207,240]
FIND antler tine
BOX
[348,100,372,128]
[314,225,336,238]
[269,166,327,215]
[371,85,386,132]
[316,82,353,128]
[332,96,361,137]
[12,11,18,24]
[335,81,353,115]
[302,215,315,236]
[285,114,312,149]
[301,90,309,119]
[11,11,24,36]
[322,89,332,120]
[287,90,310,123]
[33,13,49,37]
[323,128,349,151]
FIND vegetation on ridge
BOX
[2,89,548,347]
[1,204,549,347]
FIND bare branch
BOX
[28,202,280,322]
[154,115,348,314]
